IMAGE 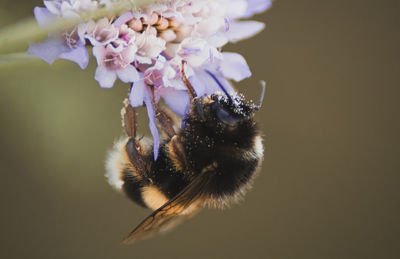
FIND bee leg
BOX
[121,102,151,180]
[155,105,176,139]
[167,135,188,171]
[122,99,138,139]
[153,104,189,169]
[110,101,153,208]
[181,60,197,99]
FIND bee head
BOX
[181,61,265,128]
[209,93,255,126]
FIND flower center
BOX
[103,53,127,70]
[62,27,79,48]
[127,12,180,43]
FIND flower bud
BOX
[156,17,169,30]
[128,19,143,32]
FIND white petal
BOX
[220,52,251,82]
[195,17,225,38]
[208,34,229,48]
[135,55,152,64]
[92,45,105,65]
[94,66,117,88]
[225,0,248,19]
[226,21,265,42]
[122,44,138,63]
[116,65,139,83]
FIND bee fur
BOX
[106,91,264,243]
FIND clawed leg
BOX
[181,60,197,99]
[155,105,177,139]
[123,99,138,139]
[122,100,150,181]
[181,61,205,121]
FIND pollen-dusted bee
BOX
[106,66,265,243]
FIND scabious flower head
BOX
[27,0,272,159]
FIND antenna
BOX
[254,80,266,110]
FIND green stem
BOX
[0,0,157,56]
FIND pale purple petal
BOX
[94,66,117,88]
[243,0,273,18]
[129,80,146,107]
[116,65,140,83]
[159,88,190,116]
[27,38,69,64]
[220,52,251,82]
[58,45,89,69]
[205,71,236,95]
[225,21,265,42]
[113,12,134,27]
[33,7,57,27]
[191,70,236,95]
[43,1,61,15]
[188,75,206,97]
[144,89,159,160]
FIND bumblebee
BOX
[106,67,265,243]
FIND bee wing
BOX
[122,166,214,244]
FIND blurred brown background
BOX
[0,0,399,258]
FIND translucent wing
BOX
[122,165,215,244]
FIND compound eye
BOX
[213,103,238,125]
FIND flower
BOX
[26,0,99,69]
[93,42,139,88]
[27,0,273,159]
[85,17,120,46]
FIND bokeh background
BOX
[1,0,399,258]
